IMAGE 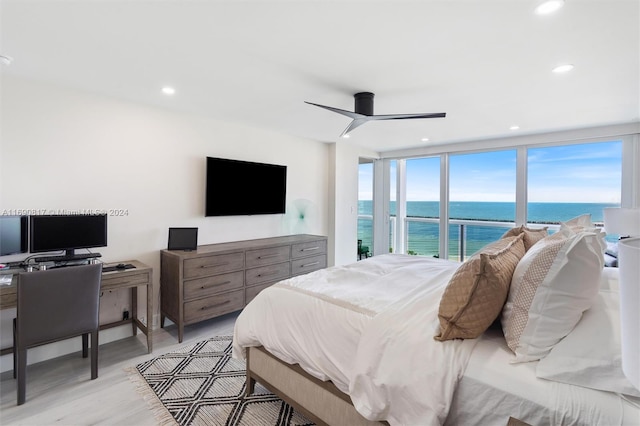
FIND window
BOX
[449,150,517,259]
[376,139,625,261]
[358,160,374,257]
[527,141,622,231]
[404,157,440,257]
[389,160,397,253]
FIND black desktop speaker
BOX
[168,227,198,251]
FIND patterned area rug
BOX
[129,335,314,426]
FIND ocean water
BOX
[357,201,618,259]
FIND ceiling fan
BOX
[305,92,446,137]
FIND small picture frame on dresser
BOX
[168,227,198,251]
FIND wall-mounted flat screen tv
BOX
[206,157,287,216]
[30,214,108,255]
[0,215,28,256]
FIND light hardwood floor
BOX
[0,312,240,425]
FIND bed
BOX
[233,220,640,425]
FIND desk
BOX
[0,260,153,354]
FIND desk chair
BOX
[13,263,102,405]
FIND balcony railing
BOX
[358,215,574,261]
[407,217,511,260]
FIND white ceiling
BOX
[1,0,638,152]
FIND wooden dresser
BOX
[160,234,327,342]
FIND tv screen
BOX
[205,157,287,216]
[30,214,108,255]
[0,216,28,256]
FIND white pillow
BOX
[536,269,640,397]
[501,227,604,363]
[560,213,607,255]
[562,213,593,229]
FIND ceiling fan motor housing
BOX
[354,92,375,116]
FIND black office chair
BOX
[13,263,102,405]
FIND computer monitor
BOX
[0,216,28,256]
[30,214,107,255]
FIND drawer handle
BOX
[301,246,320,252]
[301,261,320,268]
[201,300,230,311]
[258,254,280,259]
[257,271,280,277]
[200,280,231,289]
[201,262,229,269]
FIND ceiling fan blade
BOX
[307,93,446,137]
[305,101,363,120]
[340,118,370,137]
[370,112,447,121]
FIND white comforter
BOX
[232,254,479,425]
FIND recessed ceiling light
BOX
[421,138,429,142]
[0,55,13,66]
[552,64,574,73]
[162,86,176,95]
[535,0,564,15]
[510,125,520,130]
[342,134,350,139]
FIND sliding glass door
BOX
[449,150,516,260]
[403,157,441,257]
[358,160,374,259]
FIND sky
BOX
[359,140,622,203]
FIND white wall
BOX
[0,76,330,371]
[328,142,378,266]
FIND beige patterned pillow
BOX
[435,234,526,341]
[502,225,548,251]
[501,228,604,362]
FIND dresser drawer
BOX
[245,262,290,286]
[183,271,244,301]
[184,289,244,324]
[245,282,274,304]
[245,245,290,268]
[183,252,244,279]
[0,286,17,309]
[102,270,150,290]
[291,254,327,276]
[292,240,327,259]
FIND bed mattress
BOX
[447,281,640,426]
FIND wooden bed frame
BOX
[245,346,386,426]
[245,346,532,426]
